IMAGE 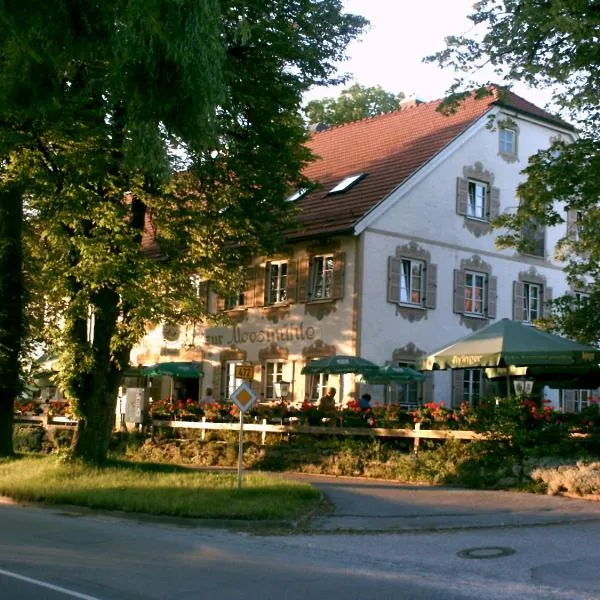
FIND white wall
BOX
[357,108,574,407]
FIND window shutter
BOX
[243,268,255,307]
[297,258,309,302]
[215,292,225,312]
[331,252,345,300]
[387,257,401,303]
[566,210,577,239]
[255,264,267,307]
[286,259,298,303]
[563,390,576,413]
[513,281,525,321]
[487,275,497,319]
[489,186,501,219]
[422,372,434,403]
[543,286,553,317]
[424,263,437,309]
[197,281,209,311]
[452,370,465,408]
[453,269,466,314]
[456,177,469,216]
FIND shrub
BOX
[13,425,47,453]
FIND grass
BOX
[0,455,321,521]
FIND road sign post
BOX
[230,382,257,490]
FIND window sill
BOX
[307,297,336,304]
[397,302,425,310]
[465,216,490,224]
[463,312,488,320]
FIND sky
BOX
[304,0,555,110]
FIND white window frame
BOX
[467,180,487,220]
[329,173,364,194]
[309,254,334,300]
[463,369,482,406]
[523,282,542,322]
[308,372,330,402]
[264,360,285,401]
[399,258,424,306]
[224,361,244,400]
[267,261,288,305]
[499,128,516,155]
[464,271,487,316]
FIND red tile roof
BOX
[289,89,573,239]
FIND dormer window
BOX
[328,173,365,194]
[286,187,309,202]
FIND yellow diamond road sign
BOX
[230,382,257,412]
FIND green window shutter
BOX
[387,256,401,303]
[563,390,576,412]
[424,263,437,309]
[456,177,469,216]
[487,275,497,319]
[453,269,466,314]
[513,281,525,321]
[197,281,209,311]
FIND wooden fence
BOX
[14,414,480,452]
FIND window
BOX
[560,389,595,413]
[467,181,487,220]
[328,173,365,194]
[225,289,245,310]
[453,262,496,320]
[286,187,309,202]
[400,258,424,305]
[523,282,541,322]
[575,210,584,241]
[499,128,516,155]
[264,360,285,400]
[521,217,545,257]
[514,276,551,322]
[308,372,330,402]
[223,361,244,400]
[463,369,483,406]
[574,291,590,305]
[309,255,334,300]
[267,261,288,305]
[464,271,487,316]
[395,362,420,409]
[388,248,437,311]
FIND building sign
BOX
[234,365,255,380]
[204,322,317,347]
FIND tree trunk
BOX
[0,185,23,456]
[68,287,124,464]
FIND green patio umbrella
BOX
[301,355,378,403]
[301,355,379,375]
[359,365,427,385]
[141,361,203,402]
[141,361,203,378]
[416,318,600,397]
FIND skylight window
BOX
[285,187,309,202]
[328,173,365,194]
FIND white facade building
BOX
[132,89,583,411]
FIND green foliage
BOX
[0,1,366,463]
[304,83,405,126]
[12,425,46,454]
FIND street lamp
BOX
[513,377,534,396]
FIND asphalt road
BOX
[2,478,600,600]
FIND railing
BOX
[151,418,483,451]
[14,415,77,428]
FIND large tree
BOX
[304,82,405,126]
[0,1,366,462]
[428,0,600,344]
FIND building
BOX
[131,88,580,410]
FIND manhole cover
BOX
[457,546,516,560]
